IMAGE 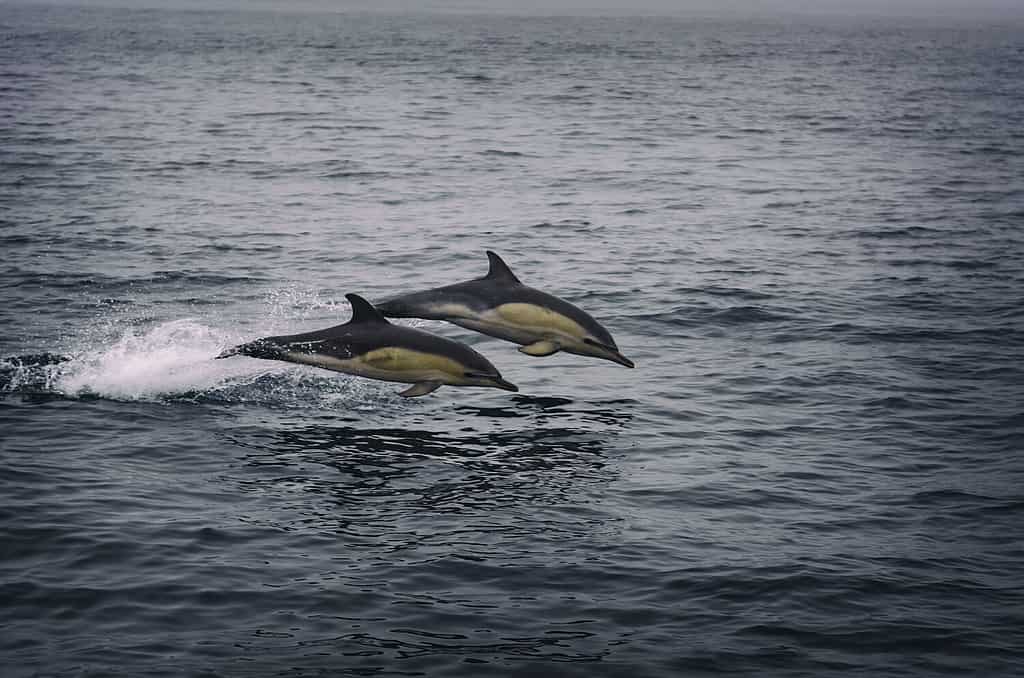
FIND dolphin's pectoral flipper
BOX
[519,340,560,357]
[399,381,442,398]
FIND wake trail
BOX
[1,319,395,408]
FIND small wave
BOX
[863,396,919,410]
[849,225,939,239]
[529,219,596,232]
[677,285,775,301]
[147,270,263,286]
[321,170,391,179]
[763,200,814,209]
[818,323,1018,346]
[231,110,314,119]
[709,306,793,325]
[0,353,70,394]
[909,489,998,505]
[945,259,998,271]
[479,149,525,157]
[627,303,794,333]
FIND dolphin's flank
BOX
[216,293,517,397]
[376,251,635,368]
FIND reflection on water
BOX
[220,396,634,534]
[227,394,634,466]
[200,398,638,674]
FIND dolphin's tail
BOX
[215,339,282,360]
[215,345,241,359]
[375,295,452,320]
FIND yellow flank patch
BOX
[358,347,464,377]
[496,303,586,339]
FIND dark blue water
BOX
[2,4,1024,676]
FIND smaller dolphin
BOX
[375,252,634,368]
[216,293,517,397]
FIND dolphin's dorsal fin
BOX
[346,293,390,324]
[485,251,520,283]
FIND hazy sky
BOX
[9,0,1024,19]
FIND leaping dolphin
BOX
[375,251,635,368]
[216,293,518,397]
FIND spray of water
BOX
[55,319,265,400]
[0,286,427,407]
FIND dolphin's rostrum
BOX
[216,293,518,397]
[375,251,635,368]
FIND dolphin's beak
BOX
[583,338,635,368]
[491,377,519,392]
[607,350,635,368]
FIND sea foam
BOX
[55,319,274,401]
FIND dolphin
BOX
[216,293,518,397]
[375,251,634,368]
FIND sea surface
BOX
[2,3,1024,676]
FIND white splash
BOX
[12,288,429,406]
[56,319,277,400]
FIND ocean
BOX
[2,3,1023,676]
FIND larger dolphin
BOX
[375,251,634,368]
[216,293,518,397]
